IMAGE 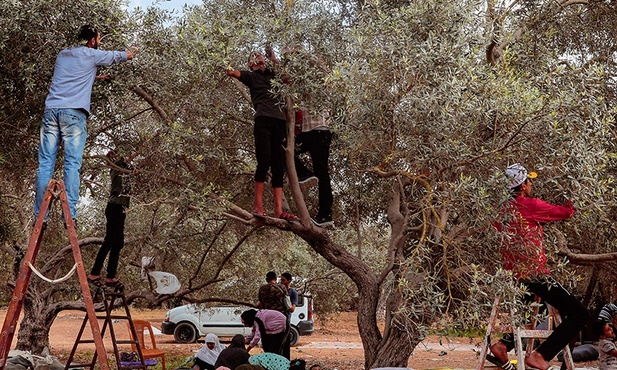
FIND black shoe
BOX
[311,215,333,227]
[87,275,104,287]
[105,279,124,291]
[298,174,318,184]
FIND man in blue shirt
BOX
[34,25,137,224]
[280,272,298,314]
[280,272,298,359]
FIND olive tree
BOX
[2,0,617,367]
[0,0,354,354]
[179,0,617,367]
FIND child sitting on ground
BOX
[594,321,617,370]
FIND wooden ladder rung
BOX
[74,340,96,344]
[116,339,141,345]
[517,329,553,339]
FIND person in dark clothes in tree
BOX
[88,149,138,288]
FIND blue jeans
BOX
[34,108,87,220]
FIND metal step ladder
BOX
[0,179,109,370]
[65,287,149,370]
[477,297,575,370]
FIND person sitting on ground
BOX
[241,309,287,356]
[309,365,321,370]
[194,333,226,370]
[213,334,249,369]
[248,353,290,370]
[594,321,617,370]
[234,365,265,370]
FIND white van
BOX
[161,295,314,346]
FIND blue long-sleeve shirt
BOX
[45,46,128,114]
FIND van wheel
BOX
[289,326,300,346]
[174,322,198,343]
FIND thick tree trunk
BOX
[15,290,52,354]
[292,179,421,368]
[369,324,420,368]
[356,283,383,368]
[296,231,401,367]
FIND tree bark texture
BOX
[16,288,52,354]
[293,178,422,368]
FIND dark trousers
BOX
[261,330,287,356]
[193,358,215,370]
[294,129,333,217]
[91,202,126,278]
[282,333,291,359]
[254,116,287,188]
[280,315,291,359]
[500,277,589,361]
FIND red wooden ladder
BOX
[65,287,149,370]
[0,179,109,370]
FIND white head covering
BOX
[196,333,226,365]
[505,163,537,189]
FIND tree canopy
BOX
[1,0,617,367]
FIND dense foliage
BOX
[1,0,616,367]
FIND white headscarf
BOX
[196,333,226,365]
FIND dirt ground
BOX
[2,308,598,370]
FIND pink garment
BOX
[301,109,329,132]
[245,309,287,348]
[295,108,329,134]
[494,196,575,279]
